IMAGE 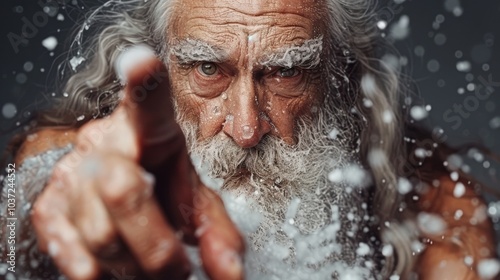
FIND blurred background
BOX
[1,0,500,252]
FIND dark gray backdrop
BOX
[1,0,500,251]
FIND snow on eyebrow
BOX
[169,38,227,64]
[259,36,323,69]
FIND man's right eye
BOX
[197,62,219,76]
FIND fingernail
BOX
[220,250,243,279]
[48,240,59,257]
[114,44,156,85]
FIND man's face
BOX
[167,0,325,147]
[163,1,368,272]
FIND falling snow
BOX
[456,61,471,72]
[389,15,410,40]
[397,177,412,195]
[417,212,447,235]
[477,259,500,279]
[2,103,17,119]
[42,36,58,51]
[410,106,428,121]
[453,182,466,198]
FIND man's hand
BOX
[31,56,244,280]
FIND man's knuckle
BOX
[65,262,100,280]
[100,167,145,212]
[32,198,52,222]
[84,226,117,253]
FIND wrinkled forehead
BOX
[168,0,327,50]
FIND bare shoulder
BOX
[15,128,77,165]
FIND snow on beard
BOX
[178,103,377,279]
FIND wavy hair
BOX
[23,0,415,278]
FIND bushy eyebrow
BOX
[169,38,227,64]
[259,36,323,69]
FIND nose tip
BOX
[223,116,271,148]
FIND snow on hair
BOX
[35,0,415,278]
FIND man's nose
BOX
[222,77,271,148]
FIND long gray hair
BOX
[32,0,415,277]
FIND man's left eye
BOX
[277,67,300,78]
[197,62,219,76]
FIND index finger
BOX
[112,45,185,166]
[96,155,191,279]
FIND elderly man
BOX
[1,0,496,279]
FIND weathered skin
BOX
[168,0,324,147]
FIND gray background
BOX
[1,0,500,249]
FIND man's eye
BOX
[277,67,300,78]
[198,62,218,76]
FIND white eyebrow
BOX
[169,38,227,64]
[259,36,323,69]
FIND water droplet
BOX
[434,33,447,46]
[427,59,440,72]
[76,115,85,121]
[15,73,27,84]
[332,77,341,88]
[414,45,425,57]
[2,103,17,119]
[489,116,500,129]
[241,125,254,140]
[456,61,471,72]
[63,92,69,97]
[410,106,428,121]
[377,20,387,30]
[212,106,221,115]
[23,61,34,72]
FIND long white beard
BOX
[179,107,377,279]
